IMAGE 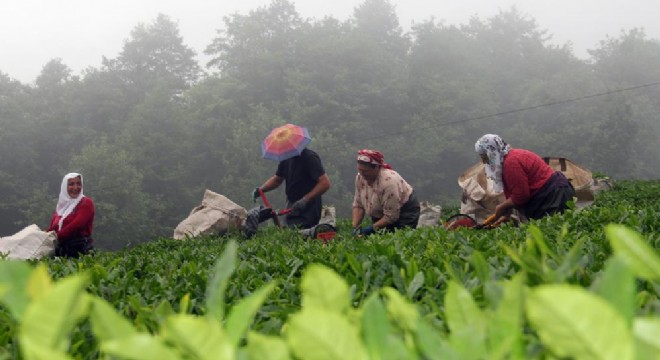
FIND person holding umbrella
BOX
[351,149,420,236]
[252,124,331,229]
[474,134,575,221]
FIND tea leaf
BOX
[605,225,660,281]
[526,284,633,360]
[594,255,635,325]
[101,334,180,360]
[301,264,349,313]
[205,240,237,320]
[0,260,33,321]
[287,307,368,360]
[225,282,275,346]
[246,332,291,360]
[20,273,89,353]
[89,296,137,342]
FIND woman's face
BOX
[357,162,379,182]
[67,176,82,198]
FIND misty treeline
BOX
[1,0,659,249]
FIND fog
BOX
[1,0,659,248]
[2,0,660,83]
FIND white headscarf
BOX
[475,134,511,193]
[55,172,85,231]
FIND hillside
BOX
[1,180,659,359]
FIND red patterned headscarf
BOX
[357,149,393,170]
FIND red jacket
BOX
[47,197,95,243]
[502,149,554,206]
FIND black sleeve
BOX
[275,160,287,178]
[304,150,325,180]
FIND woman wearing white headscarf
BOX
[46,173,95,257]
[474,134,575,221]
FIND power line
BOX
[353,81,660,144]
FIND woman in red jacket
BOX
[47,173,95,257]
[475,134,575,221]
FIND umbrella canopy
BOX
[261,124,312,161]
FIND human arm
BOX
[502,155,531,206]
[352,206,365,230]
[259,175,284,193]
[494,198,515,220]
[351,176,366,234]
[290,173,331,214]
[297,150,330,203]
[46,212,59,232]
[301,174,330,202]
[371,216,392,230]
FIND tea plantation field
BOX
[1,180,659,359]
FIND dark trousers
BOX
[371,191,421,230]
[55,236,94,258]
[523,172,576,220]
[284,196,322,229]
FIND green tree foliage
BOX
[0,73,37,234]
[589,96,638,177]
[589,29,660,178]
[30,59,91,178]
[104,13,201,100]
[0,3,659,245]
[205,0,303,108]
[68,141,164,250]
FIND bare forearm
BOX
[495,198,515,218]
[302,174,330,201]
[372,217,391,230]
[352,207,365,228]
[260,176,283,192]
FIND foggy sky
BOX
[2,0,659,84]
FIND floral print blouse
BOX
[352,169,413,223]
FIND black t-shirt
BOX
[276,148,325,202]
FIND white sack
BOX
[319,206,336,227]
[173,189,247,240]
[417,201,442,228]
[0,224,56,260]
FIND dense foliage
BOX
[0,180,659,359]
[1,0,660,249]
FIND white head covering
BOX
[474,134,511,193]
[55,172,85,231]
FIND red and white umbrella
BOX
[261,124,311,161]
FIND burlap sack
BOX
[319,206,336,227]
[417,201,442,227]
[173,190,247,240]
[542,157,595,203]
[591,178,614,193]
[458,163,505,223]
[0,224,56,260]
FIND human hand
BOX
[351,227,361,236]
[493,203,504,219]
[360,225,375,236]
[492,214,511,227]
[251,187,261,203]
[291,198,309,215]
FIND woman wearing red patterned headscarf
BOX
[351,149,420,236]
